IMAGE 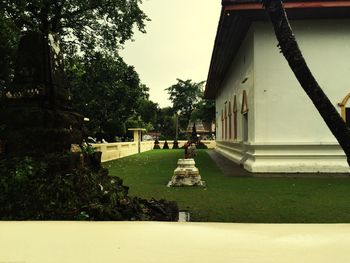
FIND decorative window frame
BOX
[224,102,228,140]
[233,95,237,114]
[233,95,238,140]
[221,109,224,139]
[338,92,350,121]
[241,90,249,114]
[228,101,232,140]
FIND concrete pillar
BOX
[133,130,139,144]
[128,128,146,154]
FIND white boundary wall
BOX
[92,140,216,162]
[92,141,153,162]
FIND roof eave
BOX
[204,0,350,100]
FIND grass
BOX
[105,149,350,223]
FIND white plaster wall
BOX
[92,142,139,162]
[215,19,350,172]
[216,27,255,143]
[253,19,350,144]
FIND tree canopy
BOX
[0,15,20,93]
[0,0,148,55]
[0,1,215,141]
[165,79,204,129]
[156,107,176,140]
[66,52,149,141]
[0,0,149,97]
[137,99,158,128]
[191,99,215,124]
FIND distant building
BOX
[144,132,161,140]
[204,0,350,173]
[185,120,215,140]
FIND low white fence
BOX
[92,140,216,162]
[92,141,153,162]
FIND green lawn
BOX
[105,149,350,223]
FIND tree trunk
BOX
[262,0,350,166]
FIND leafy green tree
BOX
[0,0,148,55]
[191,99,215,124]
[137,99,159,129]
[0,15,20,94]
[124,115,145,139]
[0,0,149,105]
[262,0,350,165]
[166,79,204,129]
[66,52,147,141]
[156,107,176,139]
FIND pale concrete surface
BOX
[1,222,350,263]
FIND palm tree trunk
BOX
[262,0,350,166]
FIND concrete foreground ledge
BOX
[1,222,350,263]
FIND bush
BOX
[158,135,166,140]
[177,133,188,140]
[0,156,178,220]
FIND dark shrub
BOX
[0,156,178,221]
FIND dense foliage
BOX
[0,155,178,220]
[0,0,149,95]
[164,79,215,139]
[0,0,148,54]
[156,107,176,140]
[0,0,159,142]
[0,15,19,94]
[166,79,205,130]
[191,99,215,125]
[66,52,152,141]
[0,0,214,141]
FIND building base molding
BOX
[216,141,350,173]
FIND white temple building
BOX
[204,0,350,173]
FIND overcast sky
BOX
[120,0,221,108]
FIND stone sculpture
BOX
[167,158,205,187]
[0,32,83,157]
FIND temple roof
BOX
[204,0,350,99]
[185,120,213,133]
